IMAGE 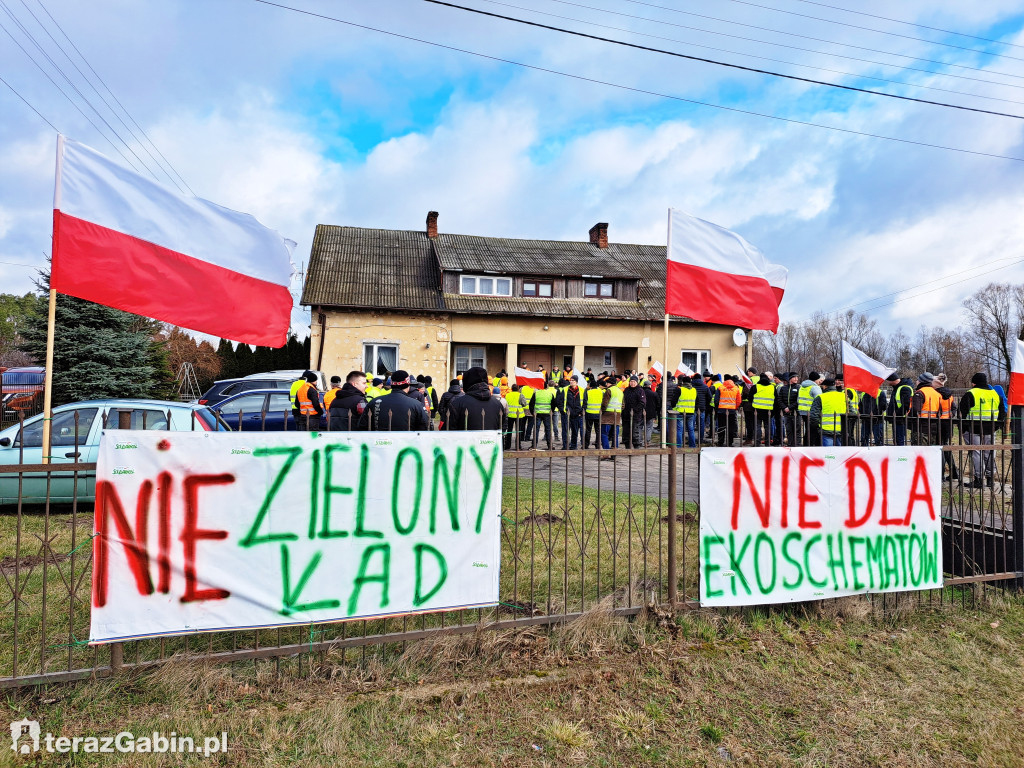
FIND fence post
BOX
[667,447,678,605]
[1012,405,1024,588]
[106,408,132,673]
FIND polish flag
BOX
[665,209,787,333]
[52,137,294,346]
[675,362,695,379]
[647,361,664,389]
[513,367,546,389]
[842,341,896,397]
[735,364,753,385]
[1008,338,1024,406]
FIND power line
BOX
[31,0,196,196]
[0,259,41,268]
[250,0,1024,162]
[539,0,1024,89]
[636,0,1024,63]
[426,0,1024,120]
[783,0,1024,52]
[0,73,58,131]
[583,0,1024,80]
[473,0,1024,108]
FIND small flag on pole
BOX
[52,137,295,346]
[842,341,896,397]
[675,362,695,379]
[513,367,546,389]
[647,361,664,389]
[1008,338,1024,406]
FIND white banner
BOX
[699,447,943,607]
[89,431,503,643]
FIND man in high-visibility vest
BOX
[602,377,624,451]
[750,373,776,447]
[858,386,887,447]
[885,372,915,447]
[715,375,743,446]
[505,384,527,449]
[323,375,343,410]
[797,372,822,447]
[583,378,605,449]
[673,375,698,447]
[531,380,557,449]
[958,372,1004,489]
[810,377,846,446]
[294,372,324,431]
[910,372,940,446]
[934,373,959,481]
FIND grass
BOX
[1,477,695,680]
[2,593,1023,766]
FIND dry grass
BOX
[2,591,1024,767]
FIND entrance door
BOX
[518,346,553,375]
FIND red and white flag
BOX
[647,361,664,389]
[1008,338,1024,406]
[665,209,787,333]
[52,137,294,346]
[675,362,695,379]
[513,367,546,389]
[735,364,753,385]
[842,341,896,397]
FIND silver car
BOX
[0,399,227,504]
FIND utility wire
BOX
[250,0,1024,162]
[635,0,1024,63]
[478,0,1024,107]
[14,0,187,194]
[0,72,59,130]
[541,0,1024,85]
[784,0,1024,52]
[31,0,196,196]
[0,15,139,168]
[427,0,1024,120]
[516,0,1024,93]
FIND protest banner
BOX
[699,447,943,607]
[89,431,502,643]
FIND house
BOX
[300,212,750,383]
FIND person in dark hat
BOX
[448,366,507,435]
[437,378,463,429]
[885,371,914,446]
[958,372,1004,488]
[356,369,430,431]
[622,375,647,448]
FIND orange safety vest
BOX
[938,393,954,420]
[917,386,940,419]
[296,382,318,416]
[717,383,741,410]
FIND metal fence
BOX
[1,406,1021,689]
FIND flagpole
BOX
[42,135,64,466]
[662,208,671,448]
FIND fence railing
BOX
[1,407,1021,689]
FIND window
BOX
[364,343,399,376]
[454,346,486,375]
[104,408,170,430]
[603,349,613,367]
[459,275,512,296]
[268,392,293,414]
[216,394,268,417]
[680,350,712,376]
[584,281,614,298]
[523,281,553,298]
[17,408,98,447]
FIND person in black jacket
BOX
[356,370,430,431]
[643,380,660,445]
[447,367,506,433]
[437,379,462,429]
[327,370,368,430]
[958,372,1005,488]
[562,377,584,449]
[690,373,710,445]
[658,376,681,445]
[621,376,647,448]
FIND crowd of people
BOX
[285,362,1008,488]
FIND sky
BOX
[1,0,1024,339]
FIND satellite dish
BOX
[732,328,747,347]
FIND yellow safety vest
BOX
[533,388,555,415]
[521,385,534,404]
[674,387,696,414]
[845,388,859,415]
[506,391,525,419]
[585,388,604,416]
[819,390,846,433]
[797,385,815,413]
[289,379,304,409]
[967,388,999,421]
[752,383,775,411]
[606,386,623,413]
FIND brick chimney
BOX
[589,222,608,249]
[426,211,439,238]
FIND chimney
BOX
[589,222,608,249]
[426,210,439,238]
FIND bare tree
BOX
[962,282,1024,379]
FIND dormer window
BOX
[585,281,614,298]
[460,275,512,296]
[523,280,553,298]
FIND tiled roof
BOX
[301,225,444,311]
[434,234,640,278]
[301,224,678,321]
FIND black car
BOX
[197,377,293,407]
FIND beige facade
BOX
[312,308,750,382]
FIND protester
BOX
[293,370,324,431]
[741,367,757,445]
[583,377,605,449]
[886,372,915,447]
[797,372,822,447]
[327,371,368,431]
[622,375,647,448]
[934,373,958,481]
[563,376,584,449]
[643,379,660,445]
[504,384,527,449]
[531,379,557,449]
[751,373,776,446]
[715,375,742,446]
[911,372,940,446]
[673,374,698,447]
[447,367,506,433]
[323,375,343,410]
[437,378,463,430]
[958,372,1004,489]
[810,377,846,447]
[356,369,429,431]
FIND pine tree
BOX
[234,344,254,377]
[252,345,273,374]
[216,338,237,379]
[301,336,312,370]
[20,286,159,406]
[286,335,305,369]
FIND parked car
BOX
[197,370,326,408]
[0,399,228,505]
[211,389,297,431]
[1,366,45,417]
